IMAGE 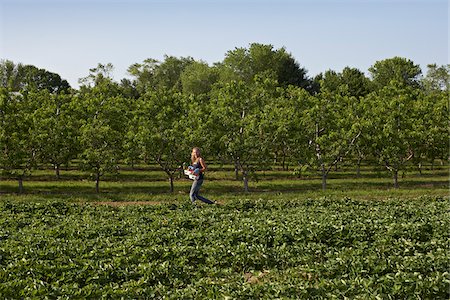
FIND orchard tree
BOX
[31,91,80,178]
[79,63,115,88]
[136,89,188,193]
[209,79,269,191]
[319,68,371,176]
[260,84,310,171]
[415,90,449,169]
[363,81,420,188]
[0,89,37,192]
[127,58,158,94]
[301,90,361,190]
[119,78,140,100]
[77,67,127,193]
[419,64,449,167]
[153,56,194,91]
[183,93,214,149]
[21,65,70,93]
[123,98,142,169]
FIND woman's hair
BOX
[191,147,201,164]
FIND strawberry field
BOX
[1,196,448,299]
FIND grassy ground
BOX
[0,162,448,203]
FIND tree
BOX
[218,43,313,92]
[77,69,127,193]
[153,56,194,92]
[209,79,269,191]
[180,61,218,96]
[31,91,80,178]
[122,97,141,169]
[369,56,422,90]
[419,64,449,168]
[0,89,37,192]
[301,90,361,190]
[363,82,420,188]
[127,58,158,94]
[320,67,372,98]
[319,67,372,176]
[21,65,70,94]
[414,90,449,170]
[260,85,310,171]
[0,60,70,93]
[135,89,188,192]
[128,56,194,94]
[0,60,25,91]
[78,63,115,88]
[119,78,140,100]
[422,64,449,92]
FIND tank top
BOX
[192,160,204,180]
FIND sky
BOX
[0,0,448,88]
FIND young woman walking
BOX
[189,147,215,205]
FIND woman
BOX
[189,147,215,205]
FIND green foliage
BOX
[260,85,310,170]
[128,56,194,94]
[210,79,271,190]
[31,91,80,177]
[0,197,448,298]
[180,61,219,95]
[218,43,312,91]
[0,89,38,191]
[320,67,372,98]
[369,56,422,90]
[301,90,361,190]
[0,51,447,191]
[77,79,129,192]
[422,64,450,92]
[0,59,70,93]
[363,82,422,187]
[135,89,188,192]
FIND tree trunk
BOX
[393,170,399,189]
[169,176,174,193]
[18,177,24,193]
[95,173,100,193]
[55,164,60,179]
[234,159,239,181]
[243,171,249,192]
[356,158,361,178]
[321,165,327,191]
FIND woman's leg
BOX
[196,194,214,204]
[189,179,201,203]
[190,179,214,204]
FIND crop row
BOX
[0,197,449,298]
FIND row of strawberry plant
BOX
[0,197,448,298]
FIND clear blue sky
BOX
[0,0,448,88]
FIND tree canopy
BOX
[1,44,448,192]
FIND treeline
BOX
[1,43,448,192]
